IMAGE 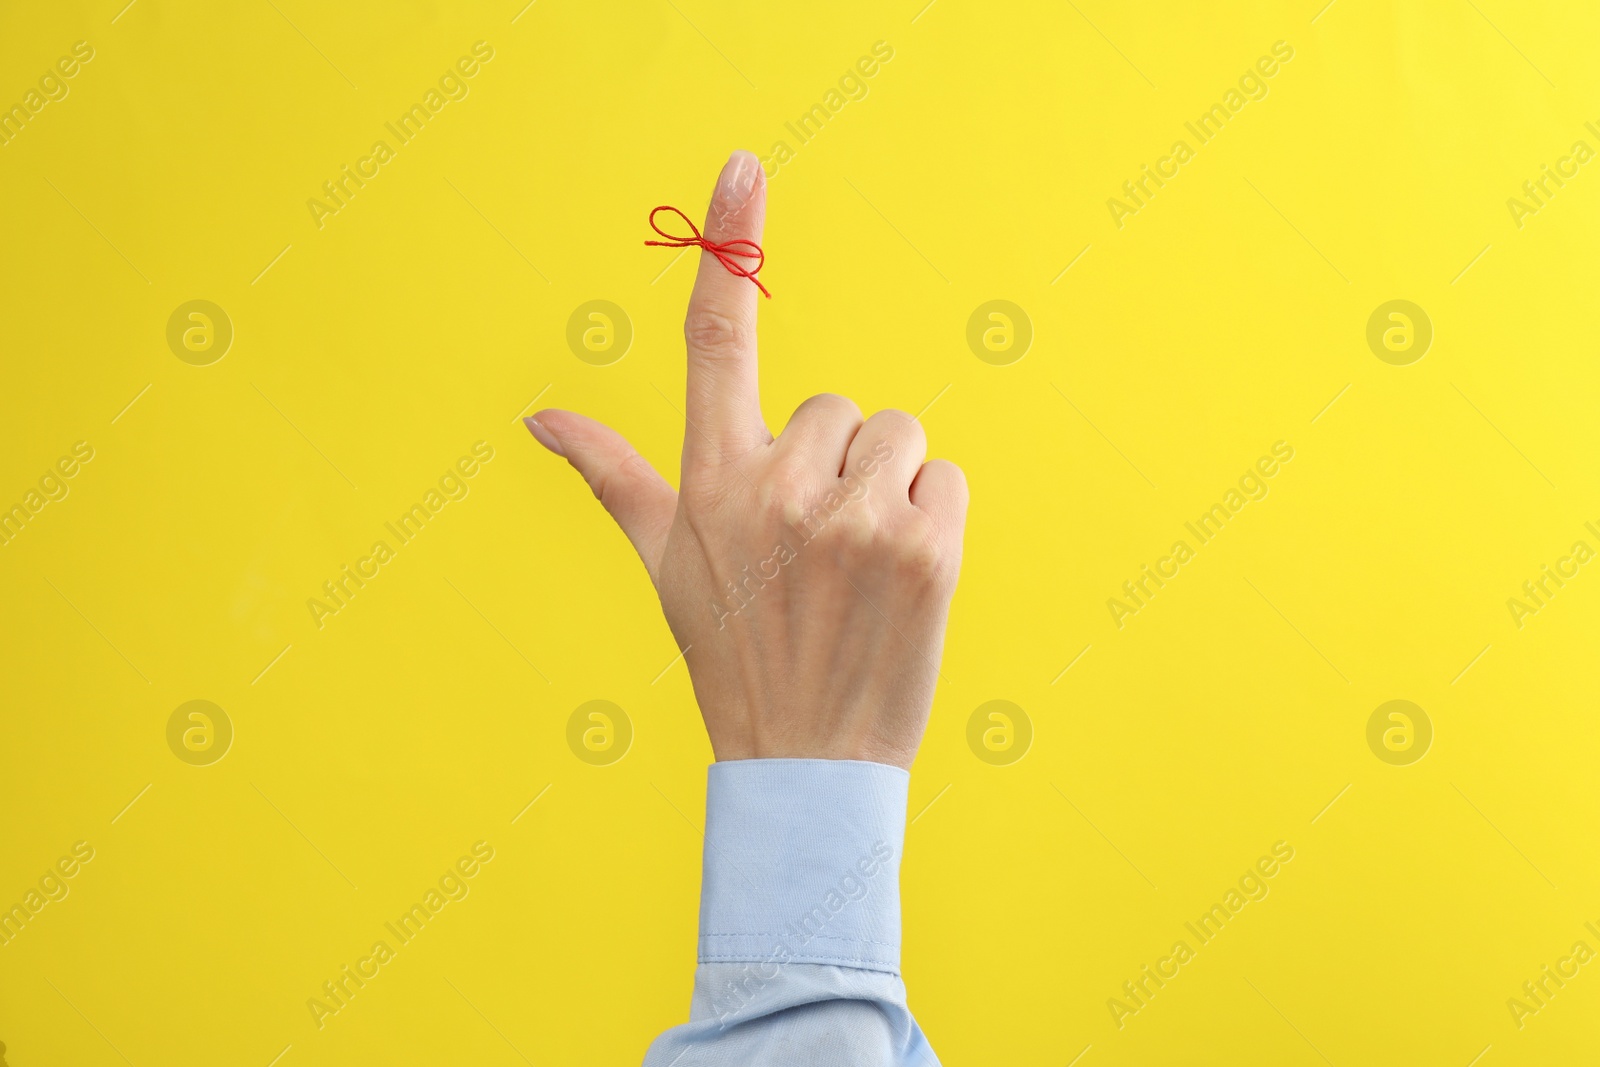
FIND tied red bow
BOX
[645,205,771,298]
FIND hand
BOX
[524,150,968,770]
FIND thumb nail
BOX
[523,416,564,456]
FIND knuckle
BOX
[821,511,944,583]
[683,307,750,359]
[868,408,925,448]
[926,459,969,504]
[871,408,919,431]
[799,392,862,422]
[757,463,811,522]
[778,393,864,461]
[931,457,966,483]
[585,454,627,505]
[587,451,642,504]
[888,519,944,583]
[789,485,866,547]
[618,450,656,484]
[825,508,950,587]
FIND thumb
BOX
[525,410,676,582]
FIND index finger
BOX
[681,150,769,464]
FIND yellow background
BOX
[2,0,1597,1064]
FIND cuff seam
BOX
[699,951,901,970]
[700,932,900,950]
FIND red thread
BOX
[645,205,770,299]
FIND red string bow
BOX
[645,205,771,298]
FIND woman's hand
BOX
[524,150,968,770]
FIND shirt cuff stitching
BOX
[700,932,900,950]
[698,951,901,968]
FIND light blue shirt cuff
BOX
[697,758,909,975]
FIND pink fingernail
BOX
[721,150,759,200]
[523,416,564,456]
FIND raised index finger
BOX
[681,150,769,464]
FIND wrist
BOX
[707,729,919,770]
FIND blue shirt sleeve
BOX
[642,759,941,1066]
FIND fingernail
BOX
[720,150,759,201]
[523,416,564,456]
